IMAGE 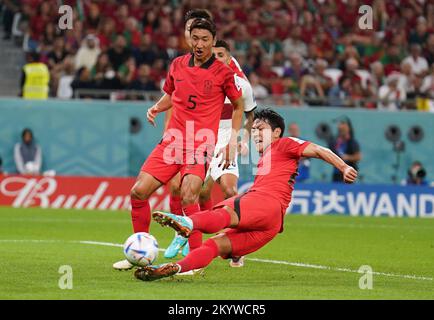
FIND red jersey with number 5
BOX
[162,53,242,150]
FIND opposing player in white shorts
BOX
[198,40,257,267]
[201,40,256,194]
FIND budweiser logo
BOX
[0,176,158,211]
[0,175,222,212]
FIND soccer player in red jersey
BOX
[162,10,214,260]
[134,108,358,281]
[113,18,244,270]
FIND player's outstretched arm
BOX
[302,143,358,183]
[147,93,172,127]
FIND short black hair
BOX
[22,128,33,139]
[184,9,212,24]
[254,108,285,138]
[214,39,230,52]
[190,18,216,38]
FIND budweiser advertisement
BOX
[0,175,224,211]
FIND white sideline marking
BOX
[0,239,432,282]
[246,258,434,282]
[78,241,123,248]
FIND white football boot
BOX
[113,259,134,271]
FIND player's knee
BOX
[181,193,198,206]
[222,185,237,199]
[130,186,149,201]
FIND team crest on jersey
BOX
[204,80,213,94]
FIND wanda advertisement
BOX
[0,175,224,210]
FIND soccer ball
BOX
[123,232,159,267]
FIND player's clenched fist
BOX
[147,105,159,126]
[342,166,358,184]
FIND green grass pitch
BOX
[0,206,433,300]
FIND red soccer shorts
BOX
[140,143,211,184]
[213,191,284,258]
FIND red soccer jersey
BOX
[163,53,242,150]
[250,137,310,213]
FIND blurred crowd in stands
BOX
[1,0,434,109]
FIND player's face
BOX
[190,28,215,62]
[252,119,276,153]
[184,19,194,48]
[212,47,230,65]
[252,119,283,153]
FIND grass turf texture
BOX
[0,207,433,300]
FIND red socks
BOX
[183,203,202,250]
[200,198,213,211]
[190,208,231,233]
[177,239,219,273]
[169,194,183,216]
[130,198,151,233]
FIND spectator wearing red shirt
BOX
[100,0,118,19]
[275,13,292,41]
[142,9,160,35]
[337,0,360,32]
[128,0,146,22]
[218,8,238,38]
[123,18,141,48]
[245,10,264,38]
[314,27,334,61]
[299,10,317,44]
[30,1,53,42]
[113,3,129,34]
[153,17,174,50]
[97,18,116,51]
[256,56,278,91]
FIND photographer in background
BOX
[405,161,428,186]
